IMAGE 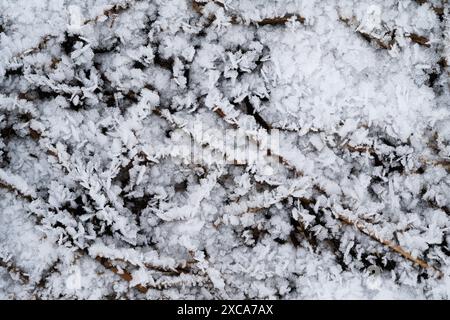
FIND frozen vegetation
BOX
[0,0,449,299]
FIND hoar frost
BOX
[0,0,449,299]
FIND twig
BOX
[96,256,148,293]
[0,257,30,284]
[406,33,430,47]
[257,14,305,26]
[0,181,33,202]
[0,170,35,202]
[96,256,208,293]
[339,16,396,50]
[212,106,303,175]
[339,16,431,50]
[192,0,305,26]
[83,1,135,25]
[336,213,443,277]
[14,0,138,60]
[344,142,450,172]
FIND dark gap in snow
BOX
[154,51,174,70]
[132,60,146,70]
[290,217,317,251]
[428,57,448,88]
[93,37,121,54]
[241,97,271,130]
[113,161,133,190]
[174,180,188,193]
[126,194,154,215]
[4,65,23,77]
[18,87,67,101]
[61,31,87,55]
[63,196,87,217]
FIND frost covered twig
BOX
[211,106,303,176]
[83,1,137,26]
[96,256,148,293]
[339,15,431,50]
[0,257,30,284]
[0,169,36,202]
[96,256,209,293]
[336,213,443,277]
[14,0,140,60]
[192,0,305,26]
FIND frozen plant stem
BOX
[336,213,443,277]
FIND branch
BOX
[339,16,396,50]
[257,14,305,26]
[83,1,135,25]
[336,213,443,277]
[192,0,305,26]
[15,0,138,59]
[0,169,35,202]
[0,257,30,284]
[96,256,208,293]
[96,256,148,293]
[212,106,304,176]
[339,16,430,50]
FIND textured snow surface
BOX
[0,0,449,299]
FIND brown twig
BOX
[96,256,148,293]
[339,16,431,50]
[0,257,30,284]
[337,213,443,277]
[339,16,395,50]
[212,106,303,175]
[406,33,431,47]
[0,180,34,202]
[83,1,134,25]
[96,256,208,293]
[257,14,305,26]
[14,0,137,60]
[192,0,305,26]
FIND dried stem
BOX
[0,180,34,202]
[83,1,135,25]
[339,16,430,50]
[212,106,303,176]
[192,0,305,26]
[15,0,138,59]
[0,258,30,284]
[336,213,443,277]
[96,256,148,293]
[96,256,208,293]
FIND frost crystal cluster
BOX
[0,0,449,299]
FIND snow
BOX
[0,0,449,299]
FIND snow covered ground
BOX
[0,0,449,299]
